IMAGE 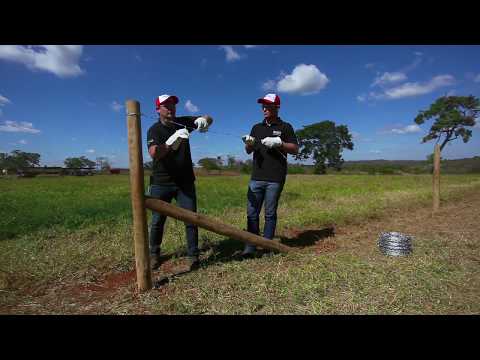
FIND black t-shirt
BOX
[147,116,198,185]
[249,118,298,183]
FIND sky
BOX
[0,45,479,168]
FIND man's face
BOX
[157,101,176,120]
[262,104,279,119]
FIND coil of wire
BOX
[378,232,413,256]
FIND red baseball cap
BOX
[155,94,179,109]
[257,93,280,106]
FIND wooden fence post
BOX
[126,100,152,292]
[433,144,441,213]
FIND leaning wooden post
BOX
[145,197,294,253]
[433,144,441,213]
[126,100,152,292]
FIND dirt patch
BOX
[68,270,137,296]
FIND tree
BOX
[64,156,95,168]
[227,155,236,169]
[198,157,222,171]
[0,150,41,170]
[294,121,354,174]
[96,156,111,171]
[414,95,479,151]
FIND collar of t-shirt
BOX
[262,117,283,127]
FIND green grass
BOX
[2,174,479,240]
[1,174,479,314]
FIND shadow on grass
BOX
[152,226,335,288]
[278,227,335,248]
[201,226,336,265]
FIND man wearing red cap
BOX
[147,94,213,270]
[241,93,299,258]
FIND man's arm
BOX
[147,127,170,160]
[149,144,170,160]
[279,141,299,155]
[176,115,213,131]
[281,123,299,155]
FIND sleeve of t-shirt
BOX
[147,126,161,149]
[175,116,198,133]
[250,125,262,151]
[283,123,299,145]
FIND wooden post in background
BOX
[433,144,441,213]
[126,100,152,292]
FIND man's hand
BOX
[261,136,282,149]
[194,117,210,132]
[166,128,190,150]
[242,135,256,146]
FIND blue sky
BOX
[1,45,479,168]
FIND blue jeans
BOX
[244,180,285,254]
[148,182,199,258]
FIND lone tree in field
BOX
[414,95,479,151]
[64,156,95,168]
[294,121,354,174]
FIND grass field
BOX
[1,174,479,314]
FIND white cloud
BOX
[0,45,84,78]
[414,51,423,56]
[369,150,382,154]
[0,95,11,106]
[86,149,95,154]
[357,95,366,102]
[0,121,41,134]
[18,139,27,144]
[219,46,242,62]
[262,79,276,91]
[365,63,376,69]
[371,72,407,87]
[384,75,455,99]
[390,124,422,134]
[244,45,258,49]
[185,100,199,113]
[474,74,480,83]
[135,54,142,62]
[401,55,423,73]
[111,101,124,112]
[360,75,455,101]
[276,64,329,95]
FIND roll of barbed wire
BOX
[378,232,413,256]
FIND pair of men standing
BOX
[146,93,298,270]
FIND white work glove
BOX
[165,128,189,150]
[261,136,282,149]
[194,117,210,133]
[242,135,255,146]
